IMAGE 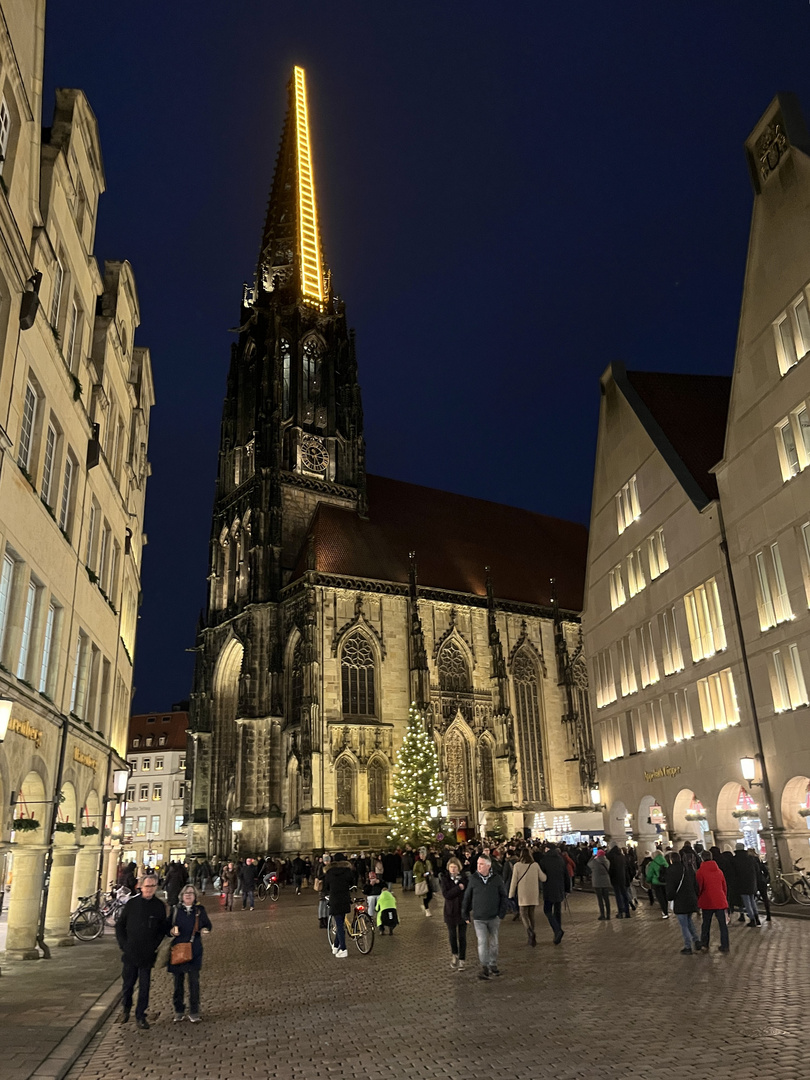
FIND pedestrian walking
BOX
[316,854,331,928]
[240,857,258,910]
[538,845,567,945]
[731,842,760,926]
[607,842,633,917]
[588,847,612,920]
[645,849,670,917]
[401,846,415,891]
[665,851,703,954]
[292,853,307,894]
[508,848,546,945]
[461,854,507,980]
[115,873,170,1029]
[414,847,435,916]
[222,861,238,911]
[750,850,771,921]
[168,885,212,1023]
[697,850,730,952]
[441,856,468,969]
[364,871,383,922]
[324,852,355,959]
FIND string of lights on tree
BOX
[387,702,444,848]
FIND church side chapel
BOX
[186,68,595,857]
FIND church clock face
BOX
[301,434,329,474]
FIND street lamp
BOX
[113,769,129,796]
[0,699,12,742]
[590,785,601,806]
[740,756,762,789]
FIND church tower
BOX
[186,68,365,856]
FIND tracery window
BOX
[479,740,495,805]
[367,759,386,817]
[445,729,470,809]
[513,650,546,803]
[438,640,471,693]
[281,338,291,417]
[289,639,304,723]
[302,337,322,403]
[336,758,355,819]
[341,632,376,716]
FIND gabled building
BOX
[124,706,188,869]
[584,94,810,868]
[186,68,598,858]
[0,2,153,958]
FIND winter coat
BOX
[665,862,699,915]
[382,852,401,882]
[607,846,629,889]
[401,850,414,872]
[240,862,258,889]
[413,857,434,895]
[508,861,546,906]
[116,893,170,967]
[375,888,398,927]
[696,860,728,910]
[731,849,758,894]
[461,871,507,921]
[324,860,356,915]
[167,902,212,973]
[588,853,612,889]
[539,849,568,903]
[645,853,669,886]
[164,865,186,904]
[223,867,238,891]
[441,871,468,926]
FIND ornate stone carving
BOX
[756,118,787,181]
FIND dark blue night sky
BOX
[41,2,810,711]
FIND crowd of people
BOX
[111,833,772,1023]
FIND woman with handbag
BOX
[413,847,434,916]
[168,884,212,1023]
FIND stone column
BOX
[5,845,46,959]
[44,843,79,947]
[71,844,101,911]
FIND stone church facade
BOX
[186,68,595,857]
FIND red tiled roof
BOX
[625,370,731,502]
[128,711,188,752]
[292,474,587,611]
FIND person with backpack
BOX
[665,850,703,954]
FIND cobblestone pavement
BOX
[0,936,120,1080]
[65,889,810,1080]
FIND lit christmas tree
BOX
[387,702,444,848]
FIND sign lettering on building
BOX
[8,717,43,748]
[644,765,681,783]
[73,747,99,772]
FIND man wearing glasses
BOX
[116,873,170,1029]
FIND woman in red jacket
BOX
[696,851,729,952]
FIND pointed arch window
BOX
[302,337,322,404]
[336,758,355,820]
[341,632,376,716]
[438,640,471,693]
[513,650,546,803]
[288,759,301,822]
[289,638,304,723]
[367,759,387,817]
[479,740,496,805]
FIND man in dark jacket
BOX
[240,858,258,910]
[461,854,507,980]
[607,842,631,918]
[382,850,401,888]
[665,851,703,953]
[292,853,307,894]
[324,853,356,958]
[731,842,760,925]
[401,847,415,890]
[115,873,170,1029]
[539,846,567,945]
[164,861,187,907]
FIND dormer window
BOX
[132,736,141,748]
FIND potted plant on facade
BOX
[55,821,76,834]
[13,817,41,832]
[81,824,100,836]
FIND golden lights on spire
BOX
[293,66,324,306]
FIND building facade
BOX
[124,707,187,868]
[0,2,153,958]
[186,67,599,858]
[584,94,810,868]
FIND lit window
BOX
[769,644,809,712]
[128,760,137,772]
[618,635,638,697]
[158,735,167,746]
[0,553,16,658]
[670,689,694,741]
[177,782,186,799]
[142,757,151,771]
[637,622,659,688]
[660,607,684,675]
[66,300,79,369]
[697,668,740,732]
[775,294,810,376]
[626,548,646,597]
[775,409,810,481]
[38,600,58,695]
[150,815,160,834]
[139,784,148,800]
[754,542,793,630]
[645,699,668,749]
[42,423,57,505]
[179,755,186,770]
[683,578,726,662]
[152,784,162,801]
[174,814,184,833]
[629,708,645,752]
[136,816,146,836]
[155,757,164,770]
[145,736,154,747]
[601,716,624,762]
[59,451,75,533]
[647,528,669,579]
[609,565,626,610]
[16,578,39,680]
[126,787,134,803]
[594,648,617,709]
[18,382,37,472]
[132,736,141,748]
[615,475,641,535]
[281,338,292,417]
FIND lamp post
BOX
[231,819,242,858]
[739,754,778,869]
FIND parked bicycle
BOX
[100,883,131,927]
[257,872,280,903]
[769,858,810,905]
[69,892,105,941]
[327,894,374,954]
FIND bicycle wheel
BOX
[327,915,337,948]
[257,883,267,901]
[790,879,810,905]
[770,878,791,905]
[72,908,104,941]
[354,912,374,954]
[270,883,279,902]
